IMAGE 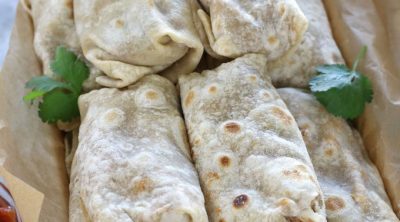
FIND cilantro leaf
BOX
[24,46,89,123]
[23,90,46,102]
[38,89,80,123]
[309,46,373,119]
[25,76,72,92]
[51,46,89,93]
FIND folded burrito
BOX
[74,0,204,88]
[278,88,399,221]
[179,54,326,221]
[69,75,208,221]
[196,0,308,61]
[24,0,102,91]
[267,0,344,87]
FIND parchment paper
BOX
[0,3,69,222]
[324,0,400,217]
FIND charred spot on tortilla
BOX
[233,194,249,208]
[224,121,241,133]
[219,156,231,167]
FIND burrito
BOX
[179,54,326,221]
[69,75,208,221]
[196,0,308,61]
[278,88,399,221]
[74,0,204,88]
[267,0,344,87]
[24,0,102,91]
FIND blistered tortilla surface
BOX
[180,54,326,221]
[69,75,208,222]
[279,88,399,221]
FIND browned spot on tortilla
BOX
[145,90,159,100]
[133,177,153,194]
[277,198,291,207]
[285,217,302,222]
[324,148,334,157]
[65,0,73,9]
[271,106,293,125]
[184,90,195,107]
[249,75,257,81]
[233,194,248,208]
[219,156,231,167]
[206,172,220,184]
[103,110,122,124]
[218,219,225,222]
[325,196,345,211]
[224,122,241,133]
[215,208,222,214]
[115,19,125,28]
[268,36,278,45]
[208,85,217,94]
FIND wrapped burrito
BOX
[69,75,208,221]
[24,0,102,91]
[74,0,204,88]
[278,88,399,221]
[196,0,308,60]
[179,54,326,221]
[267,0,344,87]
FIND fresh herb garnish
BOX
[24,46,89,123]
[309,46,373,119]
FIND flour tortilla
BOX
[267,0,344,88]
[196,0,308,61]
[179,54,326,221]
[23,0,102,91]
[74,0,204,88]
[69,75,208,221]
[278,88,399,221]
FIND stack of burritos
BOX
[24,0,399,221]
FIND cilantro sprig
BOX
[24,46,89,123]
[309,46,373,119]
